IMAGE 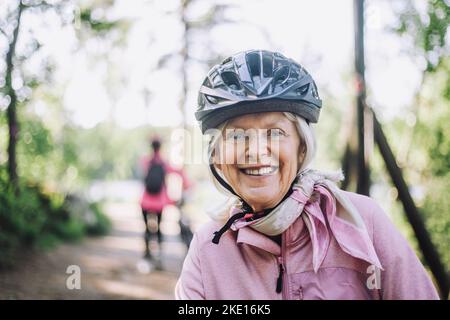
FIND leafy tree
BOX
[390,0,450,270]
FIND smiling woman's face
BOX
[214,112,304,212]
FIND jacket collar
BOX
[236,225,281,256]
[235,213,310,256]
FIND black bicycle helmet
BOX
[195,49,322,133]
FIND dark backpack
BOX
[144,160,166,194]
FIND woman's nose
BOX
[246,131,270,164]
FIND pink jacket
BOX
[175,191,439,300]
[140,152,191,212]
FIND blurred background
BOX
[0,0,448,299]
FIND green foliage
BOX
[422,174,450,270]
[0,0,118,269]
[0,165,111,268]
[418,60,450,177]
[79,8,119,33]
[17,114,54,183]
[391,0,450,270]
[58,122,161,184]
[85,202,112,236]
[395,0,449,72]
[10,110,160,190]
[413,58,450,269]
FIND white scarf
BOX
[228,169,383,272]
[247,169,366,235]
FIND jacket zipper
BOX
[282,227,289,299]
[276,256,284,295]
[276,228,289,299]
[297,286,304,300]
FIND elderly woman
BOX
[175,50,439,300]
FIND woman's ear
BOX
[299,142,306,160]
[298,142,307,170]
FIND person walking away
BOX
[140,137,191,262]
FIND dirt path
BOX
[0,201,187,299]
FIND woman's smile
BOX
[238,165,279,176]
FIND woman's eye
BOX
[268,128,284,138]
[227,131,246,141]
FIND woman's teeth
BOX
[242,166,278,176]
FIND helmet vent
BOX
[246,52,261,78]
[273,65,290,86]
[205,94,225,105]
[221,71,242,90]
[221,56,232,65]
[312,83,320,99]
[297,84,310,96]
[262,54,273,77]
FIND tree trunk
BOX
[354,0,370,195]
[373,112,449,299]
[5,1,24,192]
[178,0,190,169]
